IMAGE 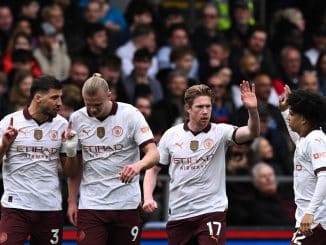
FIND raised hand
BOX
[240,80,257,110]
[2,117,18,147]
[279,85,291,112]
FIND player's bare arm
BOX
[0,117,18,160]
[67,156,83,226]
[279,85,291,112]
[234,81,260,143]
[119,142,159,183]
[300,174,326,237]
[143,165,162,213]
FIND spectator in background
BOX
[316,51,326,95]
[125,3,153,33]
[270,8,305,56]
[250,162,295,226]
[298,70,320,94]
[42,4,67,53]
[226,143,254,226]
[33,22,71,81]
[79,22,111,74]
[207,70,234,123]
[198,39,231,82]
[304,26,326,67]
[62,57,90,88]
[226,144,252,175]
[8,49,39,87]
[2,32,41,78]
[157,45,197,93]
[231,25,278,79]
[84,0,102,24]
[151,70,188,134]
[116,24,158,77]
[157,24,199,78]
[226,0,254,50]
[274,46,311,91]
[0,3,14,55]
[17,0,40,37]
[95,0,127,33]
[98,54,128,102]
[231,53,260,108]
[122,48,163,104]
[156,8,185,46]
[59,83,82,120]
[8,70,33,113]
[257,105,293,175]
[251,136,283,175]
[192,3,225,58]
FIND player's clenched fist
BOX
[2,117,18,147]
[143,199,158,213]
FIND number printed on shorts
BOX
[50,228,59,244]
[206,221,222,237]
[291,230,306,245]
[130,226,139,242]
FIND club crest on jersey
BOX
[190,140,199,151]
[34,129,43,140]
[97,127,105,138]
[204,138,214,149]
[112,126,123,137]
[49,130,58,140]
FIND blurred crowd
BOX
[0,0,325,227]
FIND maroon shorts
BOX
[77,208,143,245]
[166,211,227,245]
[0,207,63,245]
[290,226,326,245]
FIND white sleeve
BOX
[281,109,299,143]
[305,173,326,215]
[158,132,170,166]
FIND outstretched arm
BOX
[143,165,162,213]
[234,81,260,143]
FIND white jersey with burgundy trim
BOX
[0,109,68,211]
[293,129,326,229]
[70,102,154,210]
[159,122,236,221]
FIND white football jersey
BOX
[293,130,326,229]
[70,102,154,210]
[0,108,67,211]
[159,122,236,221]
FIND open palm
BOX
[240,80,257,110]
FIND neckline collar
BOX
[183,120,211,136]
[23,106,53,125]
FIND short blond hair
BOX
[82,73,109,96]
[184,84,214,107]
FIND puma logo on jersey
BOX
[175,142,183,149]
[18,128,28,136]
[82,128,91,136]
[314,138,322,144]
